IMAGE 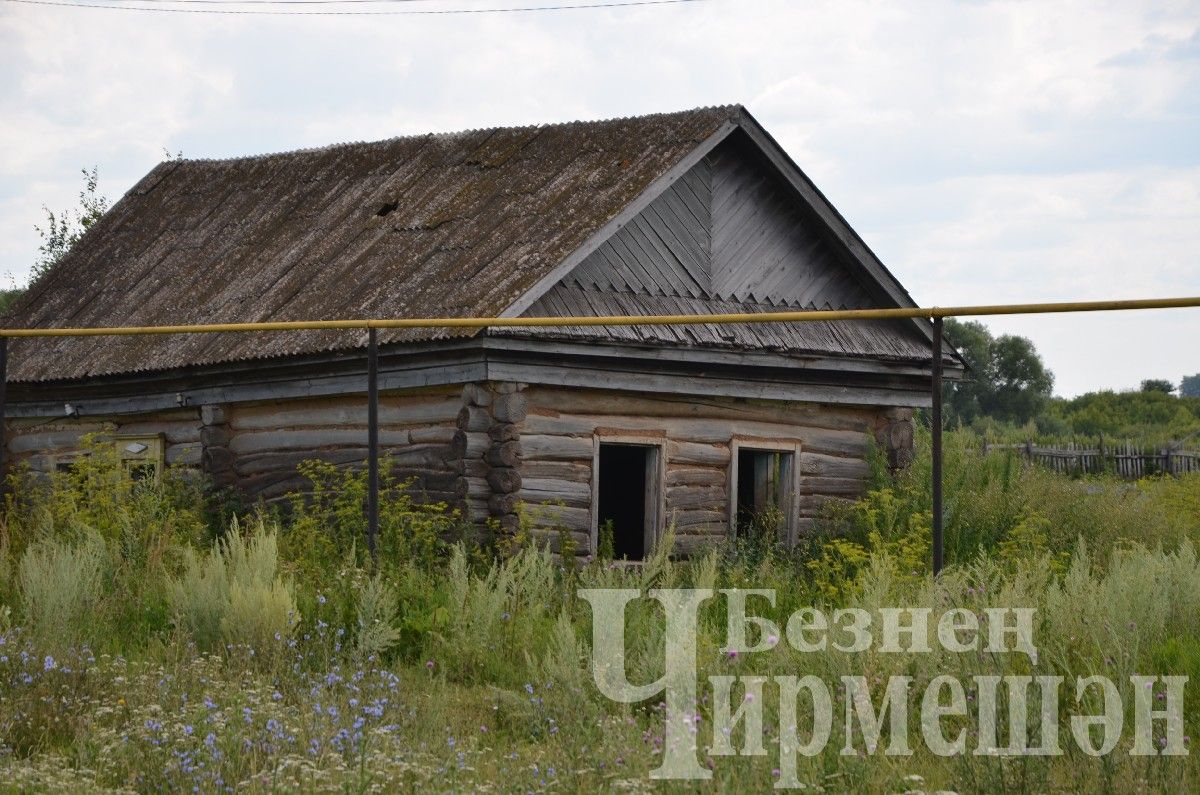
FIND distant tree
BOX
[1181,374,1200,398]
[942,319,1054,426]
[988,334,1055,424]
[1053,388,1198,438]
[1140,379,1175,395]
[0,286,21,315]
[1,167,110,318]
[32,166,108,283]
[941,319,991,424]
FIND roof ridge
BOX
[171,104,745,167]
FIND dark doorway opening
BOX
[736,448,793,542]
[597,444,654,561]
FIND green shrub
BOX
[282,458,472,582]
[167,518,298,654]
[353,574,402,660]
[4,435,209,558]
[821,428,1200,569]
[16,533,107,649]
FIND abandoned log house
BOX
[2,105,962,558]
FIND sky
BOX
[1,0,1198,397]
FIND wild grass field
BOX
[1,432,1199,793]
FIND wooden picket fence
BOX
[984,439,1200,478]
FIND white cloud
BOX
[1,0,1197,394]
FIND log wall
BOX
[516,386,913,555]
[3,383,915,558]
[225,387,463,502]
[5,408,203,474]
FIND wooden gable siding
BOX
[709,138,874,306]
[557,136,876,310]
[567,157,711,297]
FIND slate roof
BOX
[4,105,945,384]
[5,107,740,382]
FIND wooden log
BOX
[409,426,456,445]
[465,496,490,521]
[674,521,727,536]
[489,492,521,516]
[255,481,314,502]
[667,440,729,467]
[522,460,591,480]
[415,490,461,507]
[230,395,459,430]
[523,411,849,446]
[665,467,725,487]
[464,477,491,499]
[488,423,521,442]
[384,444,454,468]
[449,431,489,460]
[19,454,55,473]
[666,485,726,509]
[418,472,468,497]
[670,508,727,527]
[456,406,491,432]
[527,388,875,430]
[238,470,310,494]
[797,429,870,458]
[118,419,202,444]
[485,441,522,468]
[199,424,232,448]
[520,477,591,501]
[798,477,868,498]
[166,443,201,467]
[521,434,593,461]
[799,452,870,479]
[492,393,528,423]
[520,480,589,508]
[528,528,591,555]
[203,446,237,474]
[487,467,522,494]
[461,458,489,478]
[229,429,410,455]
[9,428,112,453]
[523,503,590,532]
[462,383,492,407]
[234,448,363,476]
[201,404,229,426]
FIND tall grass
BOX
[1,431,1199,791]
[168,517,298,653]
[16,533,106,649]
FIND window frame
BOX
[728,437,802,546]
[50,433,167,483]
[116,434,167,483]
[590,432,666,559]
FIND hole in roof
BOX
[376,202,399,218]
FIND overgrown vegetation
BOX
[942,318,1200,444]
[1,434,1199,792]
